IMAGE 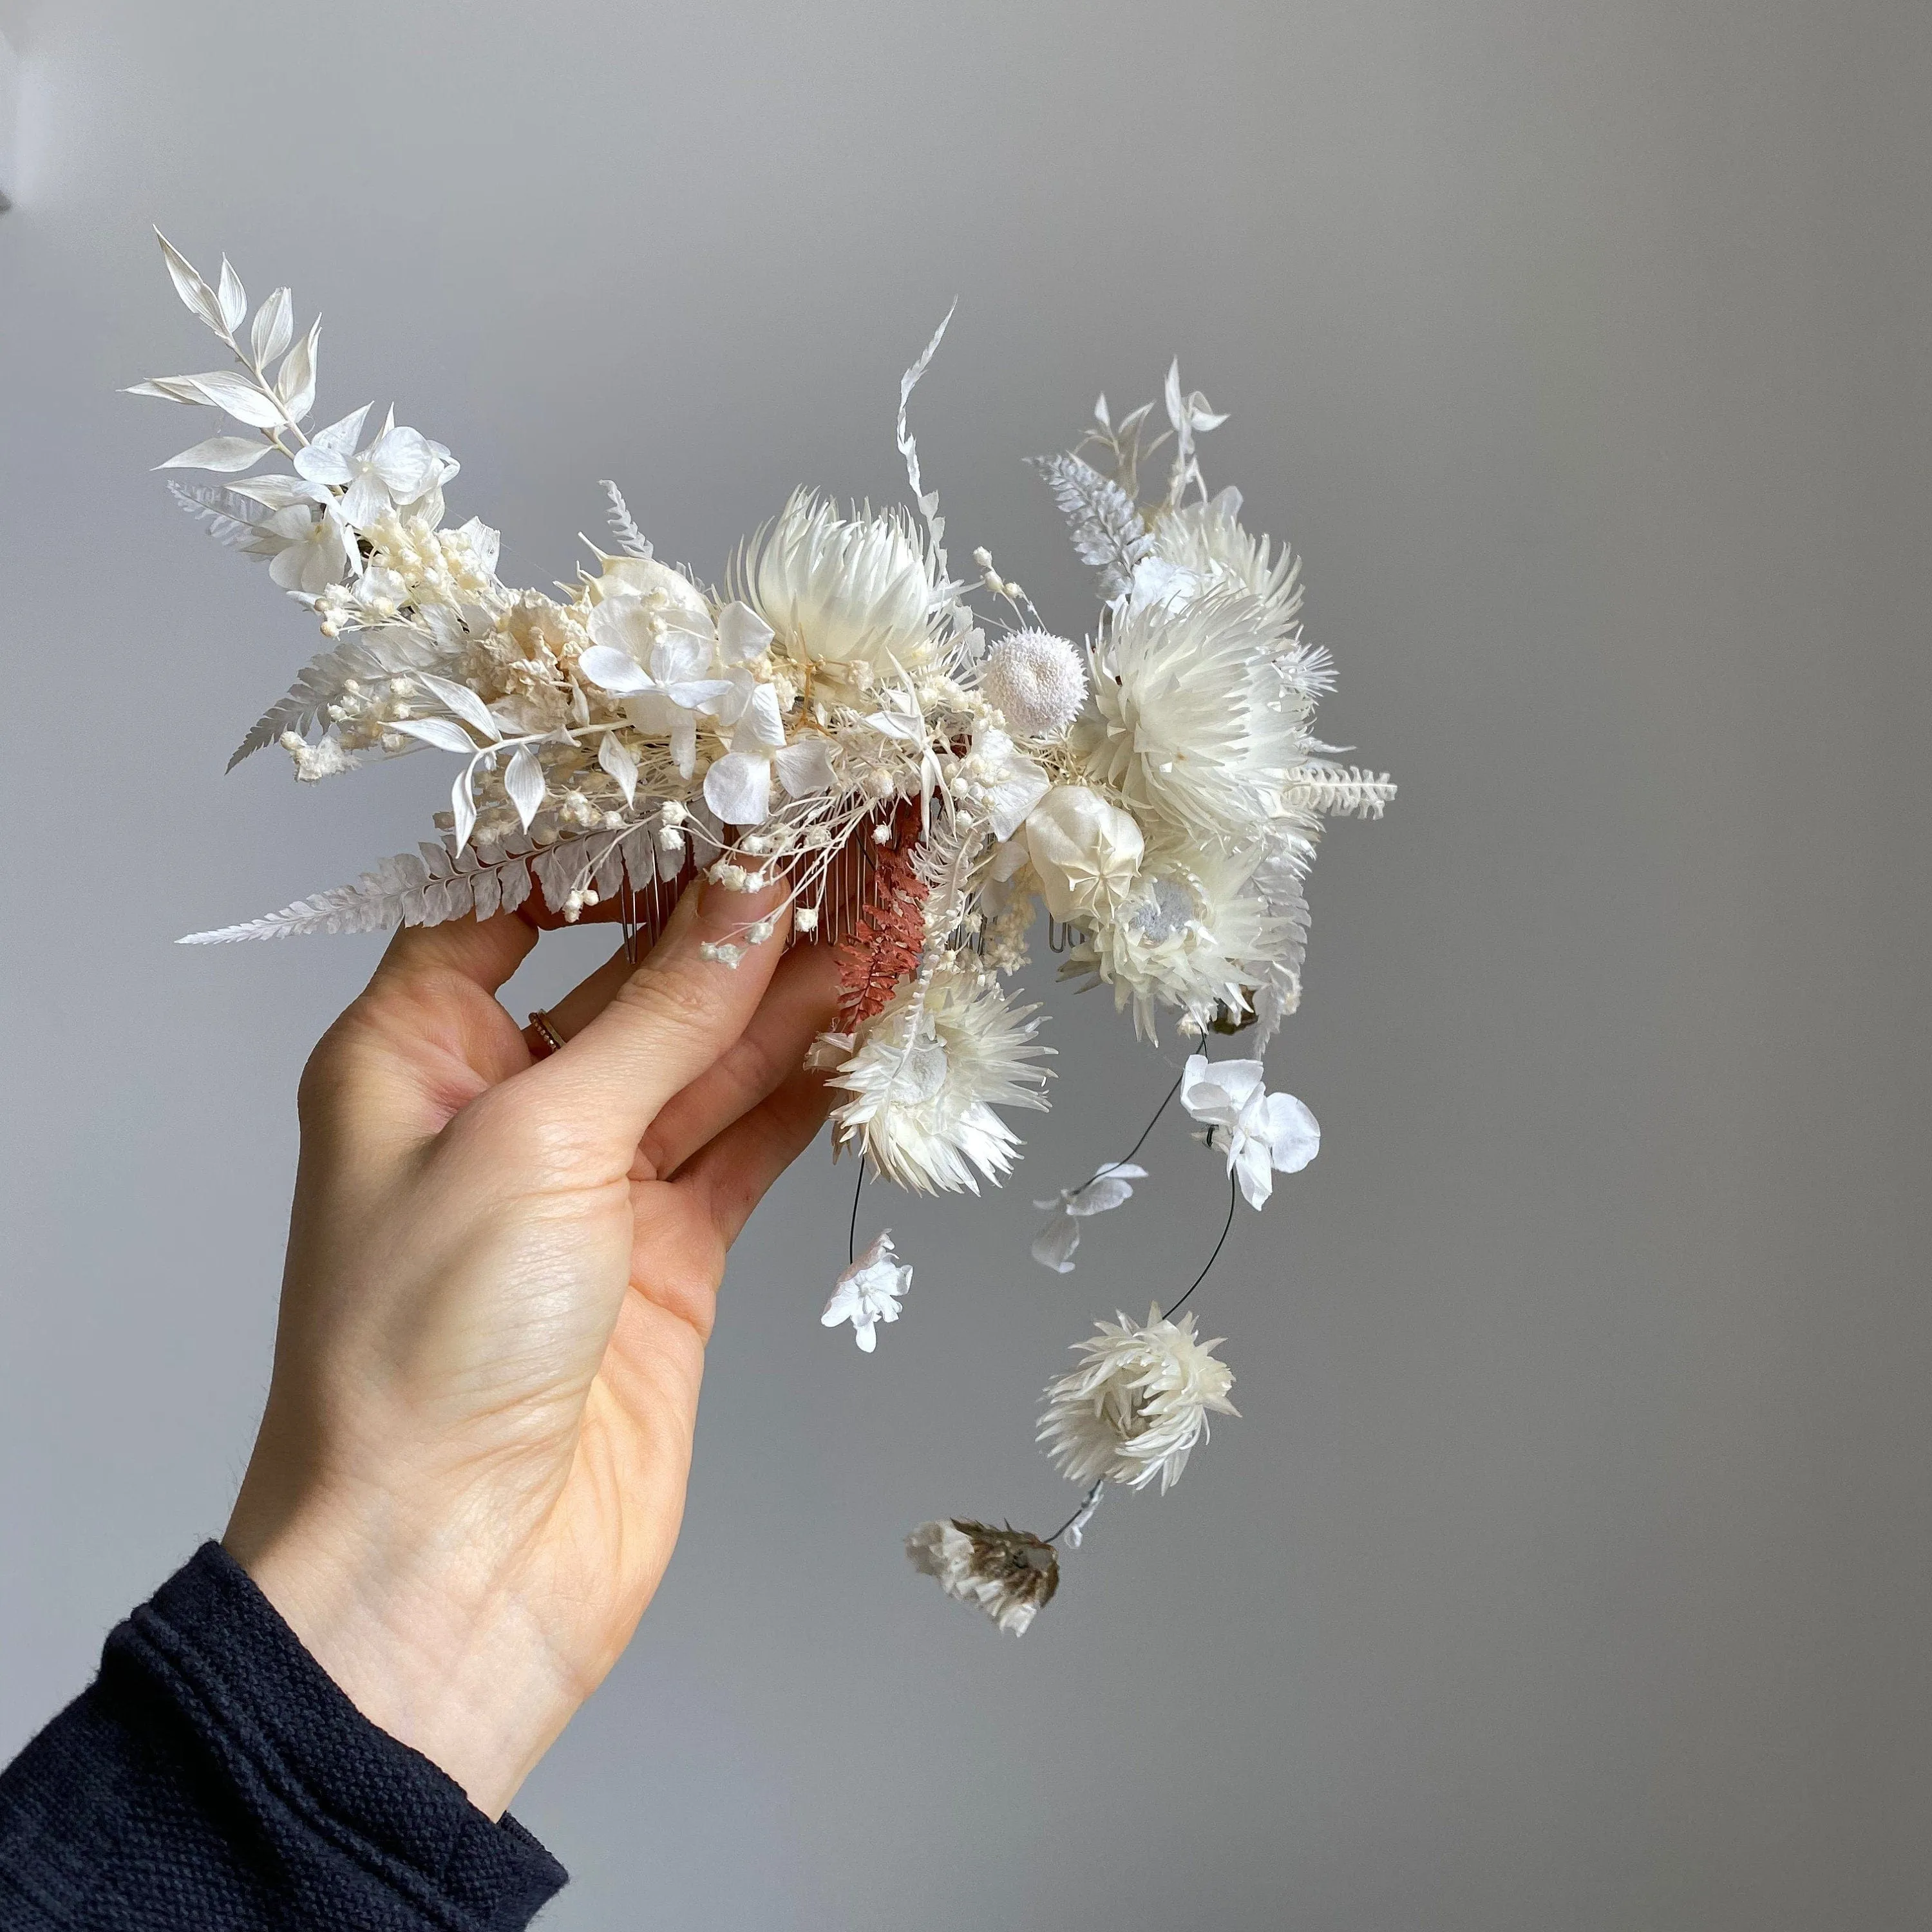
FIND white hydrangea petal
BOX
[704,750,772,826]
[578,645,655,694]
[1264,1093,1320,1173]
[1031,1216,1081,1273]
[774,738,835,797]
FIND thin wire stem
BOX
[847,1162,864,1267]
[1083,1068,1184,1193]
[1045,1479,1105,1547]
[1162,1171,1240,1322]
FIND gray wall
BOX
[2,1,1927,1925]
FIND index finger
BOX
[515,870,793,1160]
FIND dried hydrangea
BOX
[905,1519,1060,1635]
[820,1229,911,1352]
[1038,1305,1238,1493]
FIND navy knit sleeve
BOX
[0,1544,567,1930]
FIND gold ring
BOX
[525,1009,567,1059]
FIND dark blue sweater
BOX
[0,1545,567,1929]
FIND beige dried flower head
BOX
[1038,1305,1238,1493]
[905,1519,1060,1635]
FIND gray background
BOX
[2,1,1927,1926]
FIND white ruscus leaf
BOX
[216,258,247,334]
[155,435,267,473]
[392,717,480,755]
[155,231,229,337]
[416,673,502,742]
[173,370,287,430]
[250,288,294,366]
[124,378,209,404]
[598,729,639,805]
[451,766,478,850]
[506,743,545,830]
[276,319,321,423]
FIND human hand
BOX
[223,875,840,1817]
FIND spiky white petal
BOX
[741,489,941,703]
[1077,587,1305,842]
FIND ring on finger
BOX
[525,1008,568,1059]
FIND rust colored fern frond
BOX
[837,803,931,1029]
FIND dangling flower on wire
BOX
[1179,1054,1319,1208]
[1038,1304,1237,1493]
[905,1519,1060,1635]
[1030,1162,1148,1274]
[820,1229,911,1352]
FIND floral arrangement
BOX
[131,234,1392,1633]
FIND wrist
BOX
[225,1494,583,1819]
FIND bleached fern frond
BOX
[1277,638,1335,697]
[1028,453,1153,598]
[228,624,455,769]
[598,480,653,559]
[169,479,278,553]
[1286,763,1397,820]
[911,814,985,945]
[178,835,558,943]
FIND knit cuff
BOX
[108,1542,567,1929]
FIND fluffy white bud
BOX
[981,629,1086,742]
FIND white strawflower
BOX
[741,489,940,703]
[1180,1055,1319,1209]
[1038,1305,1238,1493]
[820,1229,912,1352]
[980,629,1086,741]
[1077,843,1296,1041]
[829,966,1052,1193]
[1148,486,1303,629]
[905,1519,1059,1635]
[1077,587,1305,841]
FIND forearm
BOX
[0,1546,567,1931]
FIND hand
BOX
[222,874,840,1817]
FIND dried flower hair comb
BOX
[132,231,1391,1631]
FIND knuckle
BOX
[294,1006,374,1126]
[609,958,719,1041]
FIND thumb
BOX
[515,870,794,1160]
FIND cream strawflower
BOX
[905,1519,1060,1635]
[1148,486,1303,629]
[1038,1304,1238,1493]
[741,489,940,705]
[828,965,1051,1193]
[1077,842,1295,1040]
[1076,587,1303,841]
